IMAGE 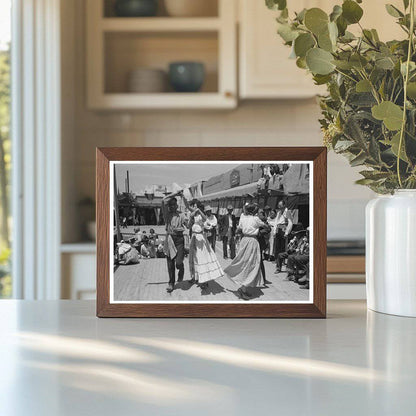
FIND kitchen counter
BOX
[0,300,415,415]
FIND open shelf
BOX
[104,31,219,94]
[103,0,219,18]
[101,17,221,32]
[90,92,235,109]
[61,242,96,254]
[86,0,236,109]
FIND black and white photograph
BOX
[110,161,312,303]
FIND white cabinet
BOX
[238,0,403,99]
[239,0,322,99]
[86,0,237,109]
[61,244,96,300]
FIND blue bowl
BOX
[114,0,158,17]
[169,62,205,93]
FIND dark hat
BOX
[167,197,177,206]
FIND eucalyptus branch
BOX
[397,0,415,188]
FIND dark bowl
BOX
[114,0,158,17]
[168,62,205,93]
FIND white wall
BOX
[60,0,374,243]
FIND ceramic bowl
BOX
[168,62,205,93]
[127,68,167,93]
[114,0,158,17]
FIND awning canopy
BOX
[200,182,259,201]
[134,196,162,208]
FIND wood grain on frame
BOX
[96,147,327,318]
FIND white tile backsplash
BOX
[73,93,371,241]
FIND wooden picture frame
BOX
[96,147,327,318]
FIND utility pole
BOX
[114,165,121,242]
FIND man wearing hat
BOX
[161,192,189,293]
[204,205,218,251]
[218,204,237,259]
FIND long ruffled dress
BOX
[189,214,224,284]
[224,215,263,287]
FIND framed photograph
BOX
[96,147,327,318]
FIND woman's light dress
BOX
[189,214,224,284]
[224,215,264,287]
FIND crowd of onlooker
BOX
[115,203,309,290]
[255,204,309,290]
[115,227,166,265]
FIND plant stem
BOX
[397,0,415,188]
[334,68,357,83]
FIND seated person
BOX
[156,240,166,258]
[140,236,151,258]
[149,228,158,241]
[133,226,142,242]
[275,232,301,274]
[148,239,157,258]
[117,241,140,265]
[286,230,309,282]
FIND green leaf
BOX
[294,33,315,57]
[318,31,333,52]
[385,4,404,18]
[304,8,329,35]
[350,152,368,167]
[296,57,307,69]
[336,15,348,36]
[328,21,338,45]
[277,23,299,42]
[330,5,343,22]
[355,178,377,185]
[381,132,409,162]
[359,170,391,180]
[369,136,381,162]
[401,61,416,77]
[342,0,363,24]
[295,8,307,22]
[333,59,353,70]
[375,56,395,70]
[407,82,416,99]
[372,101,404,130]
[344,113,368,147]
[339,31,356,42]
[313,74,332,85]
[362,29,375,44]
[403,0,410,9]
[306,48,335,75]
[266,0,287,11]
[349,92,377,107]
[350,53,368,69]
[356,79,372,93]
[371,29,380,42]
[334,139,356,152]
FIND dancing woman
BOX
[187,199,224,290]
[224,203,265,300]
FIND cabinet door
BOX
[239,0,405,99]
[239,0,321,99]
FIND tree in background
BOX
[0,45,11,297]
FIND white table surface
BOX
[0,300,415,416]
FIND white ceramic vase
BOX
[366,190,416,317]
